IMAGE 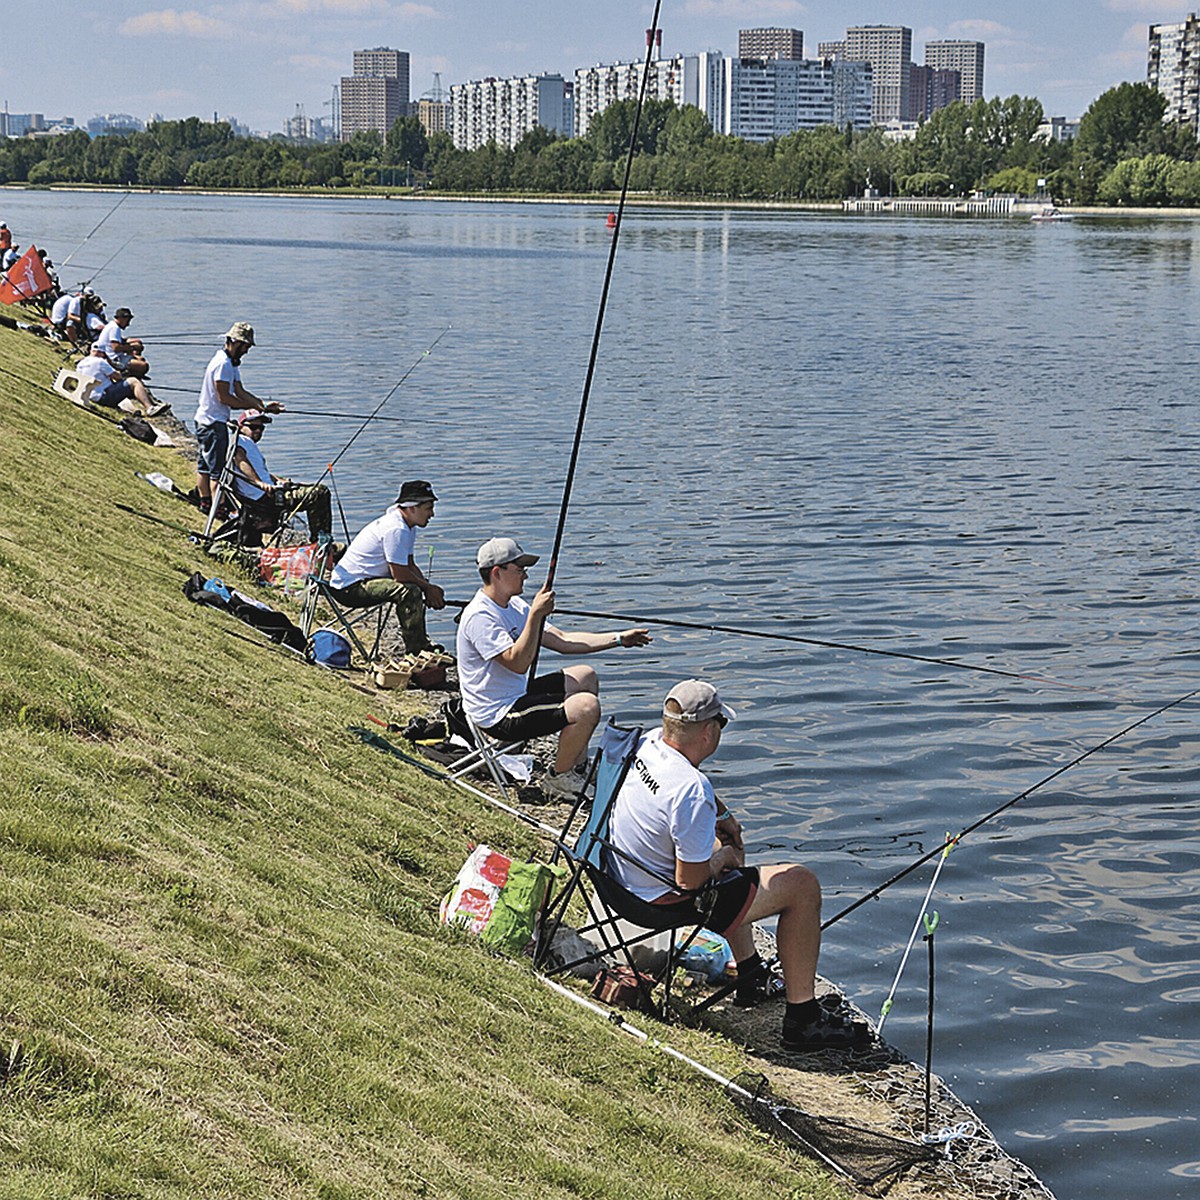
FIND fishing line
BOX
[79,234,135,288]
[528,0,663,680]
[59,192,132,271]
[322,325,450,480]
[821,687,1200,930]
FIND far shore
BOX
[5,180,1200,219]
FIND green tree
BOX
[385,115,430,172]
[985,166,1041,195]
[898,171,954,196]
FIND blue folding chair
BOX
[535,720,720,1017]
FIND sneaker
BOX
[146,402,171,418]
[541,770,584,802]
[781,1007,870,1053]
[732,959,787,1007]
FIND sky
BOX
[0,0,1178,134]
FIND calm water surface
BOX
[8,190,1200,1199]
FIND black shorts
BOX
[482,672,570,742]
[655,867,760,937]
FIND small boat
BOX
[1030,205,1067,222]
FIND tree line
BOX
[1,83,1197,205]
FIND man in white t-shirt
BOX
[231,410,332,545]
[327,480,445,655]
[74,345,164,416]
[608,679,868,1054]
[94,306,148,378]
[456,536,651,801]
[192,322,283,515]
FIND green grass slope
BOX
[0,323,838,1199]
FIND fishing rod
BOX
[78,234,136,289]
[821,686,1200,931]
[58,192,132,271]
[443,598,1089,691]
[529,0,663,680]
[274,325,450,532]
[144,387,412,422]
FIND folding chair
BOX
[534,720,721,1019]
[299,558,388,666]
[441,696,528,803]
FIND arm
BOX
[233,445,273,492]
[675,841,745,891]
[492,587,555,674]
[387,558,446,610]
[539,625,652,655]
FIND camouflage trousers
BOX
[326,577,430,654]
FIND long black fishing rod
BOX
[443,598,1088,690]
[59,192,132,271]
[529,0,663,680]
[821,687,1200,931]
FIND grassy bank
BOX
[0,321,840,1198]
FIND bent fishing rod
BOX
[528,0,663,681]
[821,686,1200,931]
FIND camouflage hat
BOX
[225,321,255,346]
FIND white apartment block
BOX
[724,57,872,141]
[1149,14,1200,132]
[450,74,573,150]
[573,56,701,137]
[925,41,984,104]
[845,26,911,125]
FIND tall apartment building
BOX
[724,56,872,141]
[925,41,984,104]
[340,47,410,142]
[1149,15,1200,132]
[907,65,961,120]
[845,26,912,125]
[738,28,804,60]
[417,98,450,136]
[573,55,701,137]
[450,74,573,150]
[817,41,847,60]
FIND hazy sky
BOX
[0,1,1173,133]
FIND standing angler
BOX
[192,322,283,516]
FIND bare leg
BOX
[738,863,822,1003]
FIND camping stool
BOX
[52,368,97,406]
[445,711,527,803]
[300,574,388,667]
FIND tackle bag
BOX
[589,966,658,1013]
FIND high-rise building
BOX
[1149,15,1200,132]
[417,98,450,136]
[925,41,985,104]
[573,55,701,137]
[845,26,912,125]
[817,40,847,60]
[340,47,410,142]
[907,65,961,120]
[738,28,804,61]
[723,56,871,141]
[450,74,573,150]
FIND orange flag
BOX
[0,244,54,304]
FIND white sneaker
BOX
[541,770,583,801]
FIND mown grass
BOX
[0,320,840,1199]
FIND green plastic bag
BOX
[481,860,564,956]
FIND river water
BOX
[7,189,1200,1199]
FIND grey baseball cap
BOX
[477,536,539,570]
[663,679,736,724]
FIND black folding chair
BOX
[535,720,722,1018]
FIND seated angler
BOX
[231,409,333,546]
[94,306,149,379]
[456,537,652,801]
[608,679,869,1053]
[326,480,445,655]
[50,288,91,344]
[74,345,165,416]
